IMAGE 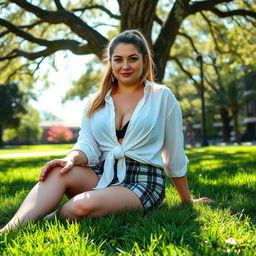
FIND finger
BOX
[199,197,215,203]
[60,162,73,174]
[39,160,62,181]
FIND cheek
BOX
[134,63,143,73]
[112,63,121,73]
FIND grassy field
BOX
[0,146,255,255]
[0,144,73,155]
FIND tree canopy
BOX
[0,0,255,86]
[0,83,28,146]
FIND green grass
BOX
[0,146,255,255]
[0,144,73,154]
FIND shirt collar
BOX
[105,79,153,103]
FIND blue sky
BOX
[30,52,92,123]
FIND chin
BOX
[119,77,141,86]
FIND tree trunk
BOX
[118,0,186,82]
[118,0,158,44]
[0,124,3,148]
[231,106,240,143]
[220,107,231,142]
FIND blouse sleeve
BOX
[162,100,189,177]
[71,106,102,165]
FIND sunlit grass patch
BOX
[0,144,73,154]
[0,146,255,255]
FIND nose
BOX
[122,60,130,69]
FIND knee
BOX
[71,196,98,218]
[47,166,63,179]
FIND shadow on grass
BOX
[0,149,255,254]
[186,149,256,219]
[0,155,64,174]
[33,202,203,255]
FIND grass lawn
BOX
[0,144,73,155]
[0,146,255,255]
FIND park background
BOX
[0,0,256,255]
[0,0,256,147]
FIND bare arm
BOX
[64,149,88,166]
[39,149,89,182]
[171,175,214,203]
[171,175,192,202]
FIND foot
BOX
[43,210,58,220]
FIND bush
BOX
[47,125,73,143]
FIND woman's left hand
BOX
[192,197,215,203]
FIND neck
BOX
[116,81,144,94]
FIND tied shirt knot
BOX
[113,145,125,159]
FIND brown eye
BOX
[114,58,122,63]
[130,57,138,62]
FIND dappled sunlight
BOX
[0,147,255,255]
[73,192,91,202]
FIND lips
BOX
[121,72,132,77]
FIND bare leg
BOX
[56,186,144,221]
[0,166,99,233]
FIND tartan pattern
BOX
[91,158,166,211]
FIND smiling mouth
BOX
[121,73,132,77]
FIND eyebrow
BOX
[113,54,139,58]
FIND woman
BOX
[0,30,212,234]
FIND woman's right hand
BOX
[39,158,74,182]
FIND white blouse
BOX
[71,80,189,189]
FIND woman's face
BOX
[111,43,144,87]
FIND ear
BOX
[143,56,148,64]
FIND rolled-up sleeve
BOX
[162,101,189,177]
[71,107,102,165]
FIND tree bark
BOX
[0,124,3,148]
[118,0,158,44]
[220,107,231,142]
[231,106,240,143]
[1,0,255,83]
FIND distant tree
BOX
[0,0,255,85]
[0,83,27,147]
[3,106,42,144]
[41,110,61,121]
[47,125,73,143]
[17,106,43,144]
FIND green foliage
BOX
[40,110,61,121]
[2,129,17,143]
[0,144,73,155]
[0,83,27,129]
[62,57,102,101]
[3,106,43,144]
[0,146,255,255]
[243,69,256,91]
[17,106,43,144]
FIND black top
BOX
[116,121,130,139]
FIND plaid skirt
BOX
[90,158,166,211]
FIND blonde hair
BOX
[87,29,155,118]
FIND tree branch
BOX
[71,5,120,19]
[189,0,233,14]
[9,0,109,57]
[210,7,256,18]
[0,20,44,38]
[54,0,64,10]
[178,32,199,54]
[200,12,244,63]
[154,14,163,25]
[3,63,31,84]
[169,56,201,93]
[0,18,93,57]
[204,75,220,95]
